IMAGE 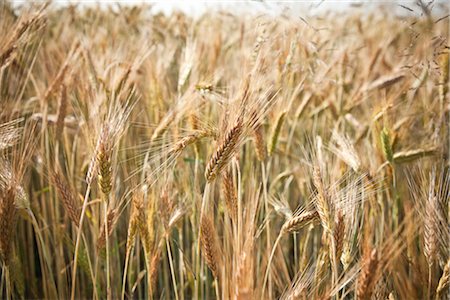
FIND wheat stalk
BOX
[55,84,67,140]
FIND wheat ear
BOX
[222,170,238,221]
[253,125,266,161]
[312,165,333,234]
[357,248,379,300]
[205,117,243,182]
[333,211,345,261]
[380,127,393,164]
[281,210,320,233]
[51,171,80,227]
[200,213,222,279]
[0,187,17,265]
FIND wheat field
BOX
[0,1,449,299]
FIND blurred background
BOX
[9,0,450,17]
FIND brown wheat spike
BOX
[133,194,152,253]
[55,84,67,140]
[149,249,162,294]
[204,78,276,182]
[87,98,133,186]
[51,170,80,227]
[357,248,379,300]
[0,187,17,265]
[139,218,153,258]
[43,63,69,102]
[333,211,345,261]
[169,130,214,157]
[205,116,243,182]
[222,169,238,221]
[0,44,17,69]
[372,278,388,300]
[97,129,113,196]
[281,210,320,233]
[253,125,266,161]
[97,208,118,252]
[424,195,438,267]
[200,213,222,279]
[146,196,156,249]
[312,165,333,233]
[0,8,44,68]
[160,188,174,228]
[436,259,450,300]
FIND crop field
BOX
[0,1,449,299]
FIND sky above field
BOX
[150,1,448,17]
[10,1,450,17]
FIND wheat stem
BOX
[71,184,92,300]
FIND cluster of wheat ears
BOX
[0,2,449,299]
